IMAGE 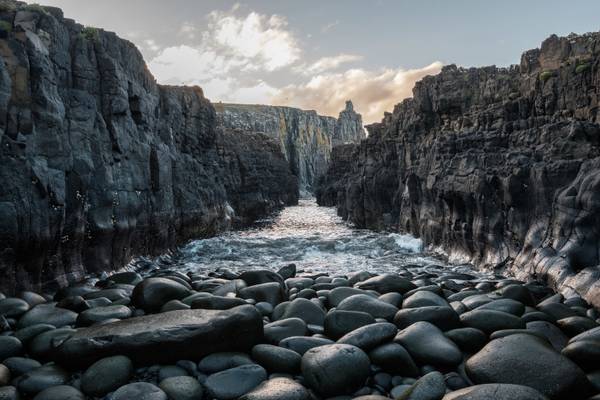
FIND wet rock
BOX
[444,328,488,353]
[328,287,373,307]
[403,291,449,308]
[158,365,189,381]
[110,272,143,286]
[238,377,311,400]
[204,364,267,400]
[32,385,85,400]
[337,294,398,320]
[239,283,284,306]
[459,310,524,334]
[394,321,463,367]
[0,298,30,318]
[301,344,370,397]
[191,296,247,310]
[19,292,46,308]
[394,306,460,331]
[277,264,296,280]
[0,386,19,400]
[556,316,598,336]
[475,299,525,316]
[279,298,325,325]
[76,305,132,326]
[29,328,76,360]
[54,306,262,368]
[525,321,569,351]
[17,304,77,329]
[466,334,590,399]
[279,336,334,355]
[324,310,376,339]
[498,285,534,307]
[264,318,307,343]
[337,322,397,350]
[0,336,22,360]
[251,344,301,374]
[0,364,9,386]
[17,365,70,395]
[355,274,416,294]
[159,376,204,400]
[442,384,549,399]
[198,352,254,374]
[397,371,446,400]
[80,355,133,397]
[132,278,190,312]
[3,357,41,376]
[561,340,600,371]
[368,343,419,377]
[111,382,167,400]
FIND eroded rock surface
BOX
[215,100,364,193]
[0,1,298,293]
[317,32,600,307]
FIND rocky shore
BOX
[317,32,600,309]
[1,263,600,399]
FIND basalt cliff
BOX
[0,1,298,293]
[317,32,600,307]
[215,101,364,193]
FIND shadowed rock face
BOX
[0,2,298,293]
[215,101,364,193]
[317,32,600,307]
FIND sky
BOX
[24,0,600,123]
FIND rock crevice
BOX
[215,101,364,193]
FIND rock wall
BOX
[215,100,364,193]
[0,1,298,293]
[317,32,600,307]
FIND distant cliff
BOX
[317,32,600,307]
[215,100,364,193]
[0,1,298,292]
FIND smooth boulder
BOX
[465,334,590,399]
[301,344,370,397]
[54,306,263,368]
[442,384,549,400]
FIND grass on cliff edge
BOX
[81,26,99,41]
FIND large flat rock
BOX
[53,305,263,368]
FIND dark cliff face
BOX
[317,32,600,307]
[0,2,298,292]
[215,101,364,193]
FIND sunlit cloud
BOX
[272,62,443,124]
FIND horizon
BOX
[23,0,600,123]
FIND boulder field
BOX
[317,31,600,309]
[1,264,600,399]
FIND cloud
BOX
[144,6,441,125]
[321,20,340,33]
[147,8,301,102]
[300,54,363,75]
[208,11,300,71]
[271,62,443,124]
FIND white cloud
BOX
[321,20,340,33]
[271,62,443,124]
[144,7,441,124]
[147,8,301,103]
[143,39,161,52]
[208,11,300,71]
[301,54,363,75]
